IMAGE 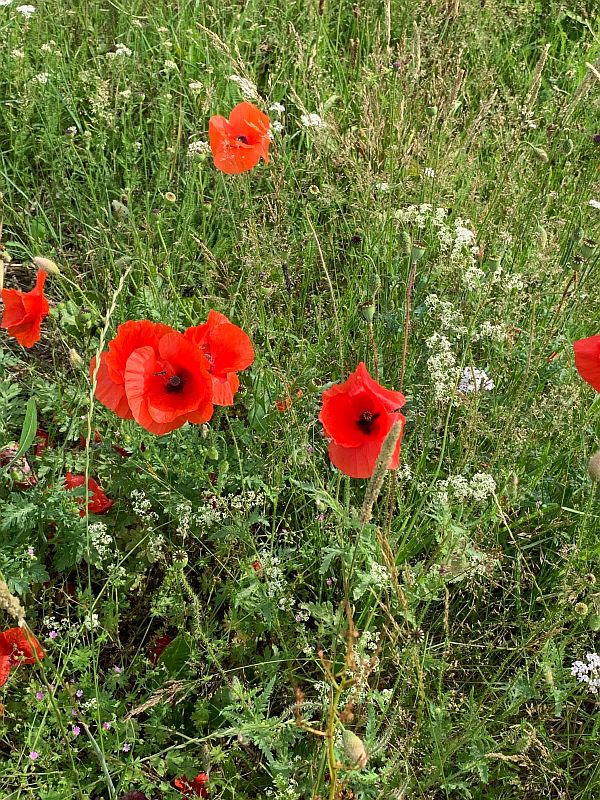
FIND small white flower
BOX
[162,59,177,71]
[11,48,25,58]
[589,199,600,211]
[187,139,210,157]
[111,43,132,58]
[271,120,284,134]
[30,72,49,85]
[423,167,436,178]
[269,102,285,114]
[301,112,324,128]
[458,367,494,393]
[0,0,14,7]
[375,181,390,192]
[16,3,35,14]
[188,81,202,94]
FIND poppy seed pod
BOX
[580,239,596,259]
[360,303,376,323]
[33,256,60,275]
[486,254,502,270]
[342,728,368,768]
[173,550,188,569]
[425,105,438,118]
[574,602,588,616]
[410,241,426,262]
[587,450,600,482]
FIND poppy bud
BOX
[527,143,549,163]
[572,227,584,246]
[536,225,548,253]
[587,449,600,482]
[574,602,588,616]
[400,231,412,257]
[425,105,438,118]
[410,241,426,262]
[360,303,376,323]
[580,238,596,259]
[588,614,600,631]
[341,728,368,768]
[111,199,129,219]
[33,256,60,275]
[368,273,381,298]
[486,254,502,270]
[69,348,83,368]
[561,137,574,155]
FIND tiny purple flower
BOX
[72,725,81,736]
[49,630,58,640]
[71,709,78,717]
[35,691,44,701]
[102,722,111,730]
[114,666,122,674]
[326,577,334,586]
[27,547,35,557]
[29,751,39,761]
[75,689,83,698]
[122,742,131,752]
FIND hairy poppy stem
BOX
[399,259,417,393]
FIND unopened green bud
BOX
[360,303,376,323]
[368,273,381,298]
[572,227,584,246]
[400,231,412,257]
[410,241,426,262]
[111,199,129,219]
[588,614,600,631]
[561,137,574,155]
[33,256,60,275]
[587,450,600,482]
[527,143,549,163]
[425,105,438,118]
[342,728,368,768]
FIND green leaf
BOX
[160,633,193,675]
[3,397,37,471]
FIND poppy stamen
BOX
[356,410,380,435]
[166,374,184,393]
[236,135,249,144]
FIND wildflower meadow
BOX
[1,0,600,798]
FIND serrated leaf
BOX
[3,397,37,470]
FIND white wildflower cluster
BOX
[504,273,525,292]
[40,40,57,54]
[294,605,310,623]
[11,48,25,58]
[270,120,284,135]
[176,501,192,537]
[87,521,113,568]
[394,205,478,269]
[162,59,177,71]
[80,696,98,712]
[83,612,100,630]
[462,265,485,290]
[131,489,159,523]
[187,139,210,158]
[369,562,390,589]
[424,294,467,335]
[269,102,285,114]
[472,320,507,343]
[29,73,49,86]
[572,654,600,694]
[347,629,381,701]
[588,199,600,211]
[145,532,165,562]
[375,181,390,192]
[458,367,494,393]
[195,489,265,529]
[17,4,36,15]
[107,43,132,58]
[257,549,287,599]
[426,333,462,404]
[300,112,324,129]
[188,81,203,95]
[228,74,259,100]
[265,776,300,800]
[436,472,496,505]
[90,79,114,126]
[396,463,413,484]
[43,615,70,635]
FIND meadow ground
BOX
[1,0,600,798]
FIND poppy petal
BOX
[574,334,600,392]
[327,415,404,479]
[92,353,133,419]
[105,320,175,385]
[211,372,239,406]
[353,362,405,411]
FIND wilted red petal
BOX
[574,334,600,392]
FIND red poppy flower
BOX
[0,627,44,687]
[209,102,270,174]
[174,774,209,798]
[148,634,173,665]
[1,269,50,347]
[319,362,406,479]
[185,311,254,406]
[92,321,214,434]
[64,472,113,516]
[574,334,600,392]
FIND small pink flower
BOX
[35,691,44,701]
[102,722,111,730]
[29,751,39,761]
[72,725,81,736]
[49,630,58,640]
[122,742,131,752]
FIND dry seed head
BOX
[0,579,26,623]
[574,602,588,616]
[69,348,83,368]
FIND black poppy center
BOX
[236,135,249,144]
[356,410,380,435]
[166,374,184,393]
